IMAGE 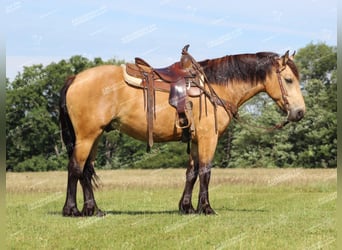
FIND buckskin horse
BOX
[59,46,305,216]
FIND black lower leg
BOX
[179,157,199,214]
[197,163,215,215]
[63,171,81,216]
[80,162,105,216]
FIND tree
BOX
[288,43,337,167]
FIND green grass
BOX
[7,168,336,249]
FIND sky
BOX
[5,0,337,80]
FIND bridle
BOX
[276,66,290,114]
[221,63,292,132]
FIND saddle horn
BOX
[181,44,192,69]
[182,44,190,54]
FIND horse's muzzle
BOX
[288,108,305,122]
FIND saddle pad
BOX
[121,64,170,92]
[121,64,142,87]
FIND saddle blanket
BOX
[121,64,171,92]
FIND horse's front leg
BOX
[197,162,215,215]
[179,142,199,214]
[196,134,218,215]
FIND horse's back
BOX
[69,64,123,90]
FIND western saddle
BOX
[123,45,206,151]
[123,45,238,152]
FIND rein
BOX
[233,113,290,133]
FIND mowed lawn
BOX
[7,168,336,249]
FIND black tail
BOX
[59,76,76,159]
[59,76,100,188]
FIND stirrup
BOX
[175,112,191,129]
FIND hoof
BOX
[63,206,81,217]
[96,209,106,217]
[82,206,106,217]
[179,202,196,214]
[197,204,216,215]
[179,207,196,215]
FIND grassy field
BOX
[6,168,336,249]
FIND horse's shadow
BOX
[105,209,179,216]
[222,208,268,212]
[48,207,267,216]
[47,209,180,216]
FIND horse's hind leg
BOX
[79,137,105,216]
[62,136,101,217]
[63,157,82,216]
[179,142,199,214]
[79,160,104,216]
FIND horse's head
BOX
[264,51,305,122]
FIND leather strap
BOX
[276,68,289,111]
[146,72,155,152]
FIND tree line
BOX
[6,42,337,171]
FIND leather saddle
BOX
[124,49,203,96]
[123,45,203,151]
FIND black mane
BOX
[199,52,299,85]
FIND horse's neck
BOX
[237,82,265,107]
[215,81,265,108]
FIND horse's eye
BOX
[285,78,293,84]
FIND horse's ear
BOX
[282,50,290,66]
[290,51,296,60]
